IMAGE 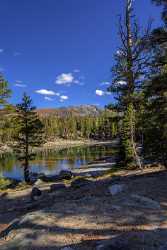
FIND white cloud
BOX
[35,89,56,96]
[60,95,69,102]
[55,72,83,86]
[55,73,74,85]
[100,81,110,86]
[116,80,127,85]
[95,89,111,96]
[44,96,54,101]
[95,90,105,96]
[15,83,27,88]
[0,49,4,53]
[60,95,68,100]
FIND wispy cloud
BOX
[35,89,57,96]
[73,69,80,73]
[0,49,4,53]
[14,80,27,87]
[100,81,110,86]
[74,80,80,84]
[15,80,23,84]
[15,83,27,88]
[44,96,54,101]
[95,89,111,96]
[13,52,22,56]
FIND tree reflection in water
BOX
[0,144,115,180]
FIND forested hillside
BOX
[0,105,118,144]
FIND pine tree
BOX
[143,0,167,166]
[0,74,12,144]
[108,0,150,168]
[13,93,44,183]
[0,74,11,107]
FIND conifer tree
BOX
[143,0,167,166]
[0,74,12,144]
[0,74,11,107]
[13,93,44,183]
[108,0,150,168]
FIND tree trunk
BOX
[24,162,30,183]
[129,105,142,169]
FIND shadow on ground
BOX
[1,169,167,249]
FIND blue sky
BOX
[0,0,162,108]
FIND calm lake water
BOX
[0,144,114,181]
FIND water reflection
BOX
[0,144,114,180]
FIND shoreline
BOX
[0,139,118,155]
[40,139,117,150]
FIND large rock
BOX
[108,184,126,196]
[39,170,73,182]
[71,178,93,189]
[31,187,42,201]
[59,170,73,180]
[50,183,66,192]
[40,174,60,182]
[34,178,44,186]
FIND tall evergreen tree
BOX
[142,0,167,166]
[108,0,151,168]
[13,93,44,183]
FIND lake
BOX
[0,144,114,180]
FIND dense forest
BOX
[0,0,166,180]
[0,105,118,143]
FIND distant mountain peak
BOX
[37,105,102,117]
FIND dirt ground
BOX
[0,167,167,250]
